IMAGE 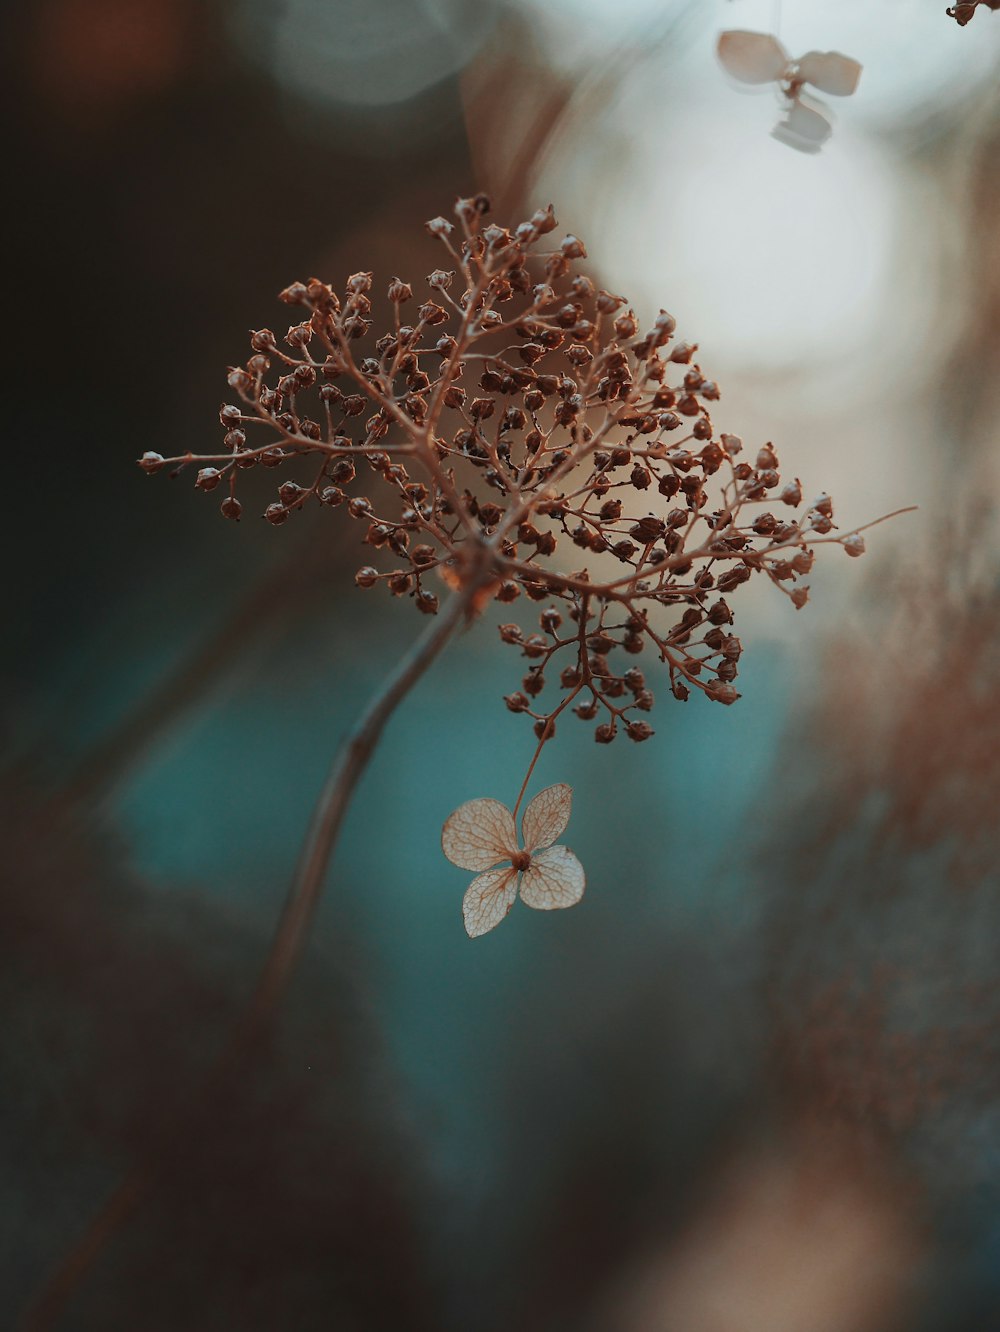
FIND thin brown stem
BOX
[247,590,468,1020]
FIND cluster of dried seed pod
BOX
[141,195,896,756]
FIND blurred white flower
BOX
[771,93,833,154]
[442,784,585,937]
[717,30,862,153]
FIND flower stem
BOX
[20,593,469,1331]
[248,590,468,1022]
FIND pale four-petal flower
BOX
[717,30,862,153]
[442,784,585,938]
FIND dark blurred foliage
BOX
[760,541,1000,1330]
[3,2,1000,1330]
[0,776,437,1328]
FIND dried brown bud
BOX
[626,720,654,742]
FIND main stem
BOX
[247,590,468,1024]
[21,593,468,1331]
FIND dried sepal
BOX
[442,798,516,871]
[462,865,519,938]
[520,783,572,852]
[518,845,586,912]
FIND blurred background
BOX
[3,0,999,1327]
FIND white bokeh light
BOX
[231,0,495,109]
[582,112,907,369]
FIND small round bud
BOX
[220,496,242,521]
[705,680,739,705]
[843,533,866,557]
[594,723,616,744]
[626,720,654,742]
[561,235,587,259]
[531,205,557,235]
[138,451,165,473]
[355,566,379,588]
[279,282,309,305]
[285,322,312,348]
[196,467,222,491]
[415,589,439,615]
[410,544,436,567]
[264,503,288,526]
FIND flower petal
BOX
[442,798,516,870]
[771,97,832,154]
[519,844,585,913]
[520,783,572,852]
[796,51,862,97]
[463,865,519,938]
[717,31,788,85]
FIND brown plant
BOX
[141,195,904,802]
[946,0,1000,25]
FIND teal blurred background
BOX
[3,2,1000,1329]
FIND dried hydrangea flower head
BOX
[717,30,862,153]
[443,783,584,937]
[140,194,906,928]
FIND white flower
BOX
[442,784,585,938]
[717,30,862,154]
